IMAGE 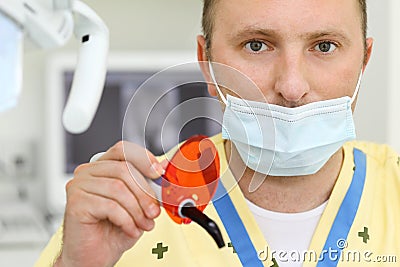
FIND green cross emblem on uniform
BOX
[152,242,168,259]
[270,258,279,267]
[358,227,370,244]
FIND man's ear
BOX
[197,35,217,97]
[363,37,374,71]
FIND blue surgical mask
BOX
[0,13,23,112]
[209,61,361,177]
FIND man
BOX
[36,0,400,266]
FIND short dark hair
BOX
[202,0,367,51]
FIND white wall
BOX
[0,0,397,210]
[353,0,390,144]
[388,0,400,153]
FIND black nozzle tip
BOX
[181,206,225,249]
[207,221,225,248]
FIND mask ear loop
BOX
[208,61,228,105]
[208,61,269,192]
[350,70,363,104]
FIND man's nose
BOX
[273,53,310,105]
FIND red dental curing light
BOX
[160,135,224,248]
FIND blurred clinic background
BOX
[0,0,399,266]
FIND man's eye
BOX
[314,42,337,53]
[245,41,268,52]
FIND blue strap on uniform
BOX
[211,148,366,267]
[317,148,367,267]
[213,181,264,267]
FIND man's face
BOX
[200,0,373,107]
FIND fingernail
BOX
[148,203,160,218]
[151,163,165,176]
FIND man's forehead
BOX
[213,0,361,38]
[214,0,360,13]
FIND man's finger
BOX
[98,141,164,179]
[79,160,161,219]
[77,176,157,231]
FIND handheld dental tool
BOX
[90,135,225,248]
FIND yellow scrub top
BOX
[35,134,400,267]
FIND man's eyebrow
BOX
[302,31,351,44]
[228,27,279,41]
[228,26,351,44]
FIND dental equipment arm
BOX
[0,0,109,133]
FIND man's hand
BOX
[55,141,164,267]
